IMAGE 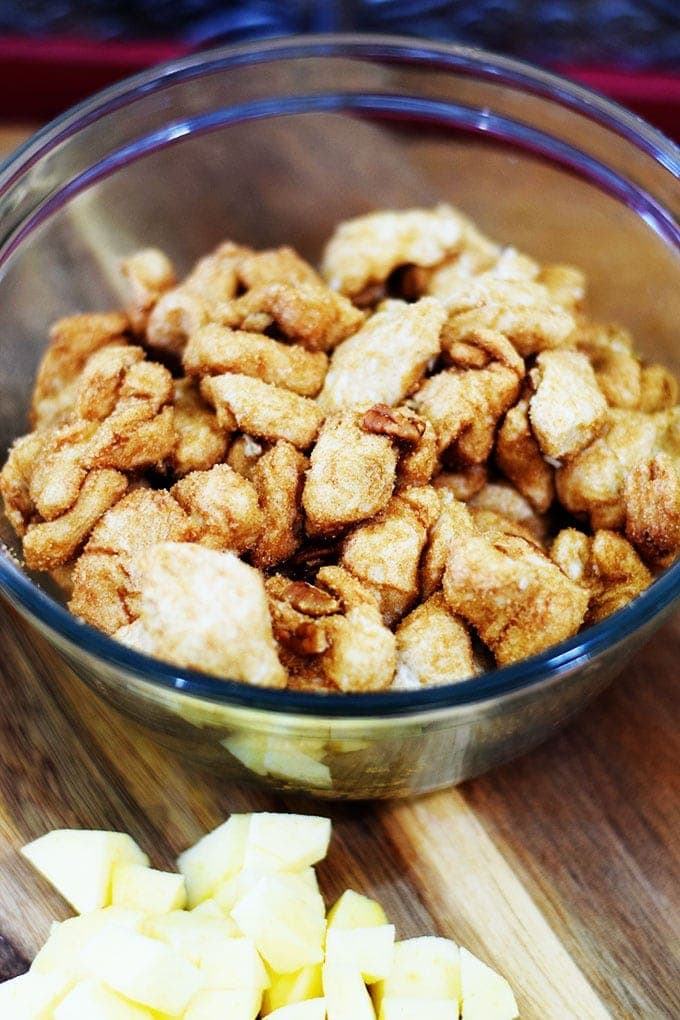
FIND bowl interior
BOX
[0,39,678,671]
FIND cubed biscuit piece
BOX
[302,413,397,535]
[433,465,488,502]
[69,488,193,634]
[529,349,607,459]
[413,362,521,464]
[431,275,575,356]
[202,374,323,449]
[575,321,641,409]
[639,364,678,413]
[121,248,176,333]
[237,245,322,289]
[496,396,554,514]
[551,527,652,623]
[31,311,130,430]
[443,533,589,666]
[321,205,469,297]
[122,542,287,687]
[226,434,266,480]
[393,593,474,688]
[223,280,364,353]
[555,409,667,530]
[341,492,432,624]
[317,298,445,412]
[0,432,47,535]
[172,378,229,476]
[469,481,550,547]
[321,606,397,692]
[624,453,680,568]
[538,263,586,310]
[74,343,146,421]
[146,242,250,355]
[250,441,308,569]
[172,464,263,553]
[23,469,128,572]
[183,323,328,397]
[420,490,476,600]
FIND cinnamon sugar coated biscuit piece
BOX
[202,373,323,449]
[2,202,679,695]
[69,488,193,634]
[302,413,397,535]
[393,593,475,688]
[317,297,445,412]
[123,543,287,686]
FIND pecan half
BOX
[362,404,425,444]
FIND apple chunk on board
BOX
[17,810,519,1019]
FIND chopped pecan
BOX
[362,404,426,444]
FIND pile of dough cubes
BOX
[3,813,518,1019]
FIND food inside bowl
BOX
[1,205,678,692]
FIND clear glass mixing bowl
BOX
[0,36,678,798]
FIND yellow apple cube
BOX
[379,997,457,1019]
[0,971,72,1019]
[267,999,328,1020]
[326,926,395,987]
[232,873,326,973]
[184,988,261,1020]
[79,925,202,1015]
[460,948,518,1019]
[112,864,186,913]
[31,907,145,976]
[261,963,323,1015]
[326,890,387,930]
[142,911,241,964]
[262,742,332,789]
[242,814,331,874]
[373,937,460,1012]
[177,814,250,907]
[325,925,395,983]
[197,935,269,994]
[21,830,148,914]
[215,866,319,917]
[191,898,225,918]
[323,959,375,1020]
[54,978,155,1019]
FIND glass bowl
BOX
[1,36,678,799]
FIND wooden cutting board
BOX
[1,603,679,1020]
[0,125,679,1020]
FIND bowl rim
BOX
[0,33,679,720]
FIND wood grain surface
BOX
[0,125,679,1020]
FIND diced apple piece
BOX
[112,864,186,913]
[31,907,145,976]
[191,898,225,918]
[184,988,261,1020]
[221,734,268,776]
[79,925,202,1015]
[142,911,240,964]
[215,866,320,916]
[261,963,323,1015]
[460,947,518,1020]
[242,814,331,874]
[379,997,457,1020]
[326,890,387,930]
[232,873,326,974]
[268,999,328,1019]
[21,830,148,914]
[323,959,375,1020]
[373,937,460,1012]
[177,814,250,906]
[325,925,395,983]
[54,978,155,1019]
[262,742,332,789]
[197,935,269,994]
[0,971,72,1019]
